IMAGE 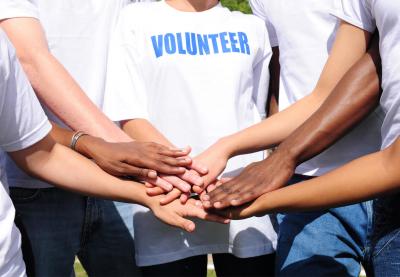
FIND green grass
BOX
[74,260,217,277]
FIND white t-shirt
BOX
[104,1,277,266]
[0,0,142,189]
[0,29,51,277]
[250,0,383,176]
[333,0,400,150]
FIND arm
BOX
[218,22,372,157]
[0,18,128,142]
[49,122,191,179]
[203,24,376,208]
[1,18,196,179]
[9,135,228,232]
[217,137,400,219]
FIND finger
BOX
[178,170,204,187]
[192,185,204,194]
[207,182,237,209]
[146,186,166,196]
[229,192,257,207]
[206,184,217,193]
[180,193,189,204]
[171,214,196,232]
[185,202,230,224]
[160,156,192,167]
[144,177,173,192]
[158,145,191,157]
[146,161,186,175]
[144,182,155,188]
[189,160,208,175]
[118,163,155,179]
[160,188,182,205]
[160,175,191,192]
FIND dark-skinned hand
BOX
[201,149,296,209]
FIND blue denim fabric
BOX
[10,187,141,277]
[371,194,400,276]
[276,174,373,277]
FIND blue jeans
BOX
[10,187,141,277]
[370,193,400,276]
[276,174,373,277]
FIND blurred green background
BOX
[221,0,251,13]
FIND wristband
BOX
[70,131,88,151]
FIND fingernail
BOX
[214,202,222,209]
[202,195,210,201]
[188,223,195,232]
[231,199,240,206]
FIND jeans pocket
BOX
[10,188,42,203]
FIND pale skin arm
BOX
[0,17,128,142]
[196,22,372,189]
[8,135,228,232]
[216,138,400,219]
[1,17,195,179]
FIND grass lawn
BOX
[74,259,217,277]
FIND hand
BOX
[148,198,230,232]
[202,148,296,209]
[191,140,231,194]
[143,168,205,195]
[76,136,192,179]
[211,201,257,220]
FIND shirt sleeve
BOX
[249,0,278,47]
[252,24,272,119]
[0,31,51,152]
[0,0,39,21]
[331,0,376,33]
[103,7,149,122]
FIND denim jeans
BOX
[276,174,374,277]
[370,193,400,276]
[10,187,141,277]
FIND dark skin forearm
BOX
[278,32,381,164]
[49,122,192,179]
[203,33,382,209]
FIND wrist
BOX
[215,136,237,159]
[274,144,300,167]
[74,135,105,158]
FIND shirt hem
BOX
[330,10,375,33]
[136,242,276,266]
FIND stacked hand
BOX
[200,148,297,219]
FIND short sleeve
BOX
[252,24,272,119]
[0,0,39,21]
[103,7,149,122]
[332,0,376,33]
[249,0,278,47]
[0,31,51,152]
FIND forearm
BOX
[219,22,372,158]
[122,119,174,147]
[252,139,400,213]
[276,33,381,164]
[0,18,130,143]
[9,135,153,204]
